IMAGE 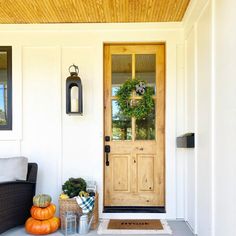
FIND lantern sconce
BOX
[66,64,83,115]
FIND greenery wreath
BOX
[116,78,154,120]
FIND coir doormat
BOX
[97,219,172,234]
[108,219,163,230]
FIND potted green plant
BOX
[62,178,87,198]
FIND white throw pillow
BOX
[0,156,28,182]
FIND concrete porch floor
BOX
[2,221,194,236]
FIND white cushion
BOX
[0,156,28,182]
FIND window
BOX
[0,46,12,130]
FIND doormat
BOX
[108,219,163,230]
[97,219,172,234]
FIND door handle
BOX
[105,145,110,166]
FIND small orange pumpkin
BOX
[30,204,56,220]
[25,217,60,235]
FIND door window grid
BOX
[111,53,156,141]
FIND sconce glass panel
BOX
[70,85,79,113]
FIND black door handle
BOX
[105,145,110,166]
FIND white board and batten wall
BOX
[183,0,213,234]
[0,23,185,219]
[214,0,236,235]
[183,0,236,235]
[1,1,235,234]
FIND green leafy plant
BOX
[62,178,87,198]
[116,78,154,120]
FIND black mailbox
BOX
[177,133,194,148]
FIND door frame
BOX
[103,42,166,213]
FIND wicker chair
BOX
[0,163,38,234]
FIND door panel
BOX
[112,155,130,191]
[104,44,165,207]
[138,155,155,191]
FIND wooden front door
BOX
[104,44,165,208]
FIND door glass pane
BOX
[112,54,132,96]
[135,103,155,140]
[0,52,8,126]
[135,54,156,95]
[112,100,132,140]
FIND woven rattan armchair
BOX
[0,163,38,234]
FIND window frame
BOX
[0,46,12,130]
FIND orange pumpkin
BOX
[25,217,60,235]
[30,204,56,220]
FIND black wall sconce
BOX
[66,64,83,115]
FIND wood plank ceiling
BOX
[0,0,190,24]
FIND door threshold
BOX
[103,206,166,213]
